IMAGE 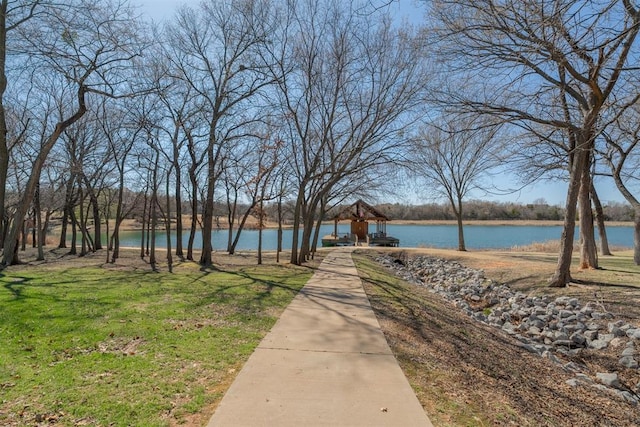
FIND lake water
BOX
[113,224,634,251]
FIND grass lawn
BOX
[0,251,313,426]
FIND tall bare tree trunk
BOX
[165,169,173,272]
[549,146,588,287]
[454,197,466,251]
[276,194,283,263]
[578,152,598,269]
[78,187,88,256]
[0,1,10,250]
[257,200,264,265]
[634,206,640,265]
[139,190,147,259]
[69,210,78,255]
[59,175,75,248]
[173,149,183,260]
[149,152,159,269]
[82,176,102,250]
[187,186,197,261]
[290,189,304,265]
[591,182,612,256]
[200,155,215,267]
[35,184,44,260]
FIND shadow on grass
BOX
[3,276,31,300]
[571,278,640,290]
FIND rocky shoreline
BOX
[375,253,640,405]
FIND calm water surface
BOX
[115,224,633,251]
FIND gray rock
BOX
[590,339,610,350]
[600,333,616,344]
[609,320,625,329]
[564,362,585,373]
[586,323,601,331]
[596,372,620,388]
[553,339,574,348]
[580,306,594,315]
[563,323,579,332]
[376,254,640,364]
[566,379,579,387]
[555,331,569,341]
[528,326,542,336]
[617,390,639,405]
[519,343,541,354]
[610,327,626,338]
[620,324,632,332]
[584,330,599,341]
[473,312,487,322]
[559,310,574,319]
[502,322,516,334]
[619,356,638,369]
[570,332,586,346]
[529,319,546,329]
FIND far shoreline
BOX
[108,218,634,233]
[387,219,633,227]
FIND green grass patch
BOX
[0,260,311,426]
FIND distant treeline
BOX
[118,198,633,224]
[345,200,634,222]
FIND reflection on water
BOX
[110,224,633,251]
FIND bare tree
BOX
[414,118,505,251]
[428,0,640,286]
[266,1,428,264]
[99,99,145,263]
[1,0,148,266]
[164,0,277,267]
[224,131,281,255]
[601,104,640,264]
[0,1,48,247]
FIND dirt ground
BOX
[357,248,640,426]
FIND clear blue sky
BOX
[137,0,427,22]
[135,0,627,207]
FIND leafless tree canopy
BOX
[0,0,638,272]
[424,0,640,282]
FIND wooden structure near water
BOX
[321,199,399,247]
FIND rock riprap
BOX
[375,254,640,404]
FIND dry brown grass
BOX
[355,248,640,426]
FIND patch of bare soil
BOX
[357,250,640,426]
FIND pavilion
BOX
[321,199,399,247]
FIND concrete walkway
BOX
[207,249,432,426]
